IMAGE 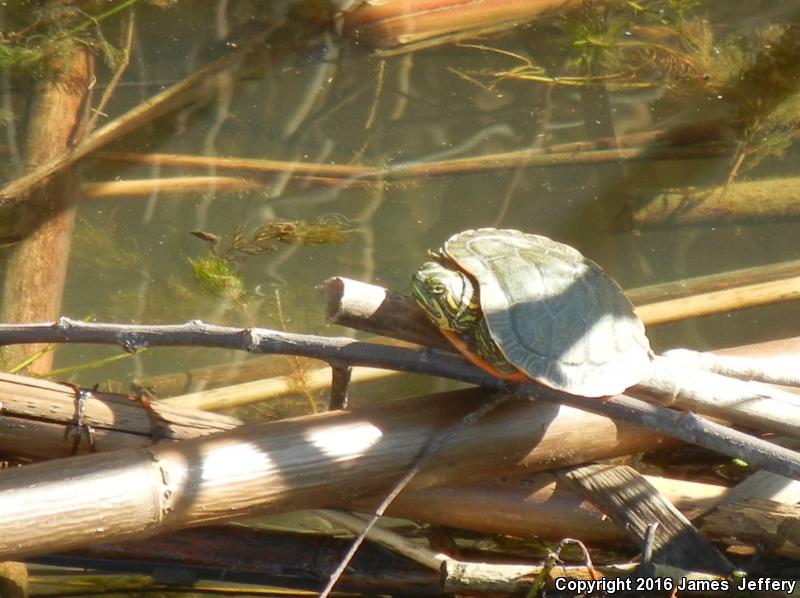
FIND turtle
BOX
[411,228,652,397]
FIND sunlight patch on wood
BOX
[307,422,383,459]
[200,442,274,484]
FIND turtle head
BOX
[411,261,479,334]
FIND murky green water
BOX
[1,1,799,407]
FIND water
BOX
[1,0,799,405]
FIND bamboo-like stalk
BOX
[0,387,666,560]
[31,173,371,206]
[91,121,733,182]
[135,352,353,397]
[82,176,264,198]
[0,368,779,553]
[376,473,727,544]
[634,275,800,326]
[98,151,380,179]
[0,47,94,373]
[664,348,800,387]
[0,368,727,547]
[0,371,687,548]
[383,144,732,180]
[0,372,242,458]
[160,366,397,410]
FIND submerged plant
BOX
[560,0,632,73]
[458,0,707,91]
[188,256,247,306]
[256,214,353,246]
[722,26,800,178]
[0,0,155,75]
[192,215,353,262]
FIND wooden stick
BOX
[82,176,264,198]
[384,144,732,180]
[160,365,396,411]
[634,276,800,326]
[0,368,723,548]
[93,121,733,182]
[380,474,726,544]
[700,498,800,560]
[663,348,800,387]
[98,151,380,179]
[0,367,768,553]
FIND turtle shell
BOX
[442,228,652,396]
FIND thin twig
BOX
[364,59,385,130]
[87,13,135,132]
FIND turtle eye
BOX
[429,283,445,295]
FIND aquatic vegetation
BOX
[274,288,321,414]
[188,256,247,306]
[559,1,632,73]
[455,1,707,90]
[721,27,800,177]
[192,215,353,261]
[457,1,799,186]
[0,0,152,75]
[257,215,353,246]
